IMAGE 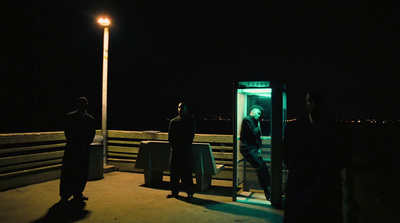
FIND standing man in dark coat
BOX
[167,102,196,200]
[240,105,271,201]
[60,97,95,203]
[283,91,351,223]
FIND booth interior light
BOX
[240,88,272,93]
[238,88,272,97]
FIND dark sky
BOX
[1,1,400,133]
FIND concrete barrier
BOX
[88,135,104,181]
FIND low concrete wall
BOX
[0,131,67,191]
[0,130,234,191]
[2,130,395,223]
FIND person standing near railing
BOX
[167,102,196,200]
[283,91,352,223]
[239,105,271,201]
[59,97,95,203]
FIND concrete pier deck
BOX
[0,171,283,223]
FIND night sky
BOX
[1,1,400,133]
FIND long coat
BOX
[283,117,351,223]
[60,110,95,198]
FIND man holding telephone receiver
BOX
[239,105,271,201]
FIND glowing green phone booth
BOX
[233,80,287,208]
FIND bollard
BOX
[88,135,104,180]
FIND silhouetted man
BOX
[60,97,95,203]
[167,102,196,200]
[240,105,271,200]
[283,91,351,223]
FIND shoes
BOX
[166,193,178,198]
[265,190,271,201]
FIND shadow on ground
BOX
[140,181,282,221]
[181,196,282,222]
[31,199,91,223]
[139,182,233,197]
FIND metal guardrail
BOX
[106,130,234,180]
[0,131,67,191]
[1,130,394,223]
[0,130,234,191]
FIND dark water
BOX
[196,120,233,134]
[109,119,400,175]
[109,119,276,135]
[109,119,233,134]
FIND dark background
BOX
[1,1,399,133]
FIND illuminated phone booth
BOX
[233,80,286,207]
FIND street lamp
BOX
[98,17,110,165]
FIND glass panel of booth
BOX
[235,87,272,189]
[283,91,287,137]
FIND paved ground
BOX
[0,171,283,223]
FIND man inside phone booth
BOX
[239,105,271,201]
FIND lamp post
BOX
[98,17,110,165]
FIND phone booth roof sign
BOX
[238,81,270,88]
